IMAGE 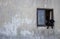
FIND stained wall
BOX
[0,0,60,36]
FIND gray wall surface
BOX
[0,0,60,36]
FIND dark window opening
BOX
[37,8,54,27]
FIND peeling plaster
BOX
[0,14,22,36]
[0,13,36,36]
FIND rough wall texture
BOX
[0,0,37,36]
[0,0,60,36]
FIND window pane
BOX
[38,10,45,25]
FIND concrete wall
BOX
[0,0,60,36]
[37,0,60,31]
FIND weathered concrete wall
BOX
[0,0,60,36]
[0,0,37,36]
[37,0,60,33]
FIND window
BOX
[37,8,54,27]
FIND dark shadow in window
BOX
[37,8,54,28]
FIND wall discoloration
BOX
[0,0,60,36]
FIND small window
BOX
[37,8,54,27]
